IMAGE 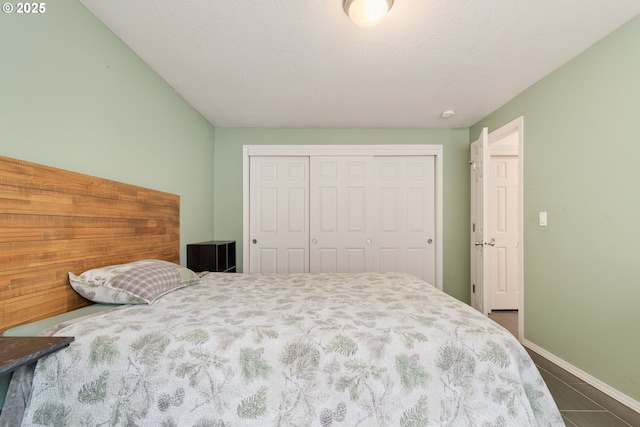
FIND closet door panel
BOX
[319,188,338,232]
[379,187,400,231]
[374,156,436,284]
[288,188,306,233]
[258,188,277,232]
[346,249,366,273]
[310,157,374,273]
[408,188,427,230]
[379,248,400,273]
[255,248,277,274]
[249,156,309,274]
[318,248,338,272]
[286,248,306,273]
[407,248,429,280]
[347,188,367,231]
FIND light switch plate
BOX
[539,211,548,226]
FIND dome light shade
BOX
[344,0,394,27]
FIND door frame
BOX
[242,144,444,290]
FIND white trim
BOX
[242,144,444,290]
[516,116,525,343]
[242,149,251,275]
[244,144,443,157]
[523,339,640,413]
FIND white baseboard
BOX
[522,339,640,414]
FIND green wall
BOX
[471,15,640,402]
[212,128,471,301]
[0,0,217,264]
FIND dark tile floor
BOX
[489,310,640,427]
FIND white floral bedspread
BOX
[18,272,563,426]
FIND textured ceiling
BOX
[78,0,640,128]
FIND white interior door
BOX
[470,128,489,315]
[309,156,374,273]
[249,156,309,274]
[374,156,436,283]
[488,153,520,309]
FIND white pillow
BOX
[69,259,200,304]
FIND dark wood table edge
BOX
[0,336,74,375]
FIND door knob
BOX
[312,239,318,244]
[366,239,372,244]
[475,241,483,247]
[486,238,496,246]
[252,239,257,244]
[427,239,433,244]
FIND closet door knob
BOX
[312,239,318,244]
[252,239,258,244]
[366,239,372,244]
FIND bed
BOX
[0,156,563,426]
[3,269,563,426]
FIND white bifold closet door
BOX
[309,156,375,273]
[249,154,436,283]
[374,156,436,284]
[249,156,309,274]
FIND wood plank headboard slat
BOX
[0,156,180,333]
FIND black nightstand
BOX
[187,240,236,273]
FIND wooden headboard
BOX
[0,156,180,333]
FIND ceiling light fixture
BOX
[441,110,456,119]
[343,0,394,27]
